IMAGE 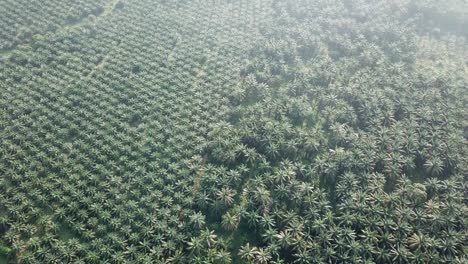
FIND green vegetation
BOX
[0,0,467,263]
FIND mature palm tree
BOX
[287,218,305,241]
[259,214,276,230]
[221,211,239,231]
[408,232,424,251]
[216,187,236,207]
[440,230,461,257]
[189,212,206,229]
[239,243,257,263]
[275,230,294,249]
[423,157,444,176]
[187,236,204,255]
[213,249,232,264]
[293,247,313,263]
[255,247,272,264]
[200,229,217,249]
[253,187,272,207]
[390,244,413,263]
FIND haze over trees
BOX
[0,0,467,263]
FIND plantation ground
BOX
[0,0,467,263]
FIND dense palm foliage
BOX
[0,0,467,263]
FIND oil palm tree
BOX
[189,212,206,229]
[239,243,257,263]
[255,247,272,264]
[216,187,236,207]
[221,211,239,231]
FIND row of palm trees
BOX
[0,0,269,262]
[0,0,109,51]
